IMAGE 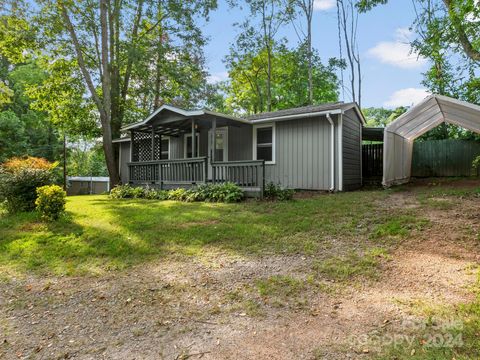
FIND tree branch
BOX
[60,3,106,119]
[443,0,480,62]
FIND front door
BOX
[208,127,228,179]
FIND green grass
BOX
[0,190,401,276]
[313,247,390,281]
[376,272,480,360]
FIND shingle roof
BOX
[247,102,356,121]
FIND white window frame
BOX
[161,135,170,160]
[253,123,276,164]
[184,133,200,158]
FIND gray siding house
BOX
[114,102,365,194]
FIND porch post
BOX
[212,117,216,183]
[159,131,163,190]
[212,117,216,162]
[130,130,134,161]
[191,118,196,158]
[151,126,155,160]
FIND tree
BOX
[0,111,28,162]
[336,0,362,107]
[230,0,293,111]
[357,0,479,64]
[5,0,217,187]
[363,107,407,127]
[224,43,339,114]
[290,0,315,104]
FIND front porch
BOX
[121,105,264,195]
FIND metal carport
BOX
[383,94,480,186]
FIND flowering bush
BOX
[0,156,57,212]
[35,185,66,221]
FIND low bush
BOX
[264,182,294,201]
[35,185,67,221]
[109,182,244,203]
[473,155,480,175]
[0,157,57,213]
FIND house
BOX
[67,176,110,195]
[114,102,365,195]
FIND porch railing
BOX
[212,160,265,194]
[128,157,208,186]
[127,158,265,195]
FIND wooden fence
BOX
[362,143,383,179]
[412,139,480,177]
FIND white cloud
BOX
[383,88,431,108]
[313,0,336,11]
[207,71,228,84]
[367,28,428,69]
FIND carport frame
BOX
[383,95,480,186]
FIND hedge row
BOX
[109,183,244,203]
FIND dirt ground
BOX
[1,180,479,360]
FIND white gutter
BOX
[326,113,335,191]
[251,109,343,124]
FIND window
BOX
[253,124,275,163]
[184,133,200,158]
[160,136,169,160]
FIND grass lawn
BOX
[0,189,414,276]
[1,180,480,359]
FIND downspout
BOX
[326,113,335,191]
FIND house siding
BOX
[119,141,130,184]
[342,109,362,190]
[264,116,335,190]
[228,123,253,161]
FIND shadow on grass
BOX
[0,189,407,276]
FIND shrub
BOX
[0,156,57,212]
[264,182,294,201]
[35,185,67,221]
[472,156,480,175]
[109,183,244,203]
[208,182,244,202]
[167,188,188,201]
[110,184,144,199]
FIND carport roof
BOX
[386,95,480,140]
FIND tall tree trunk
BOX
[60,2,120,187]
[153,6,164,109]
[307,16,313,104]
[100,0,120,188]
[266,43,272,112]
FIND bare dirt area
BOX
[1,182,479,360]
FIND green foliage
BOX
[472,155,480,174]
[67,143,108,177]
[0,59,63,161]
[110,183,244,203]
[264,182,294,201]
[35,185,66,221]
[224,40,339,114]
[0,156,57,213]
[363,106,407,128]
[0,110,28,162]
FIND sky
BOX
[201,0,431,109]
